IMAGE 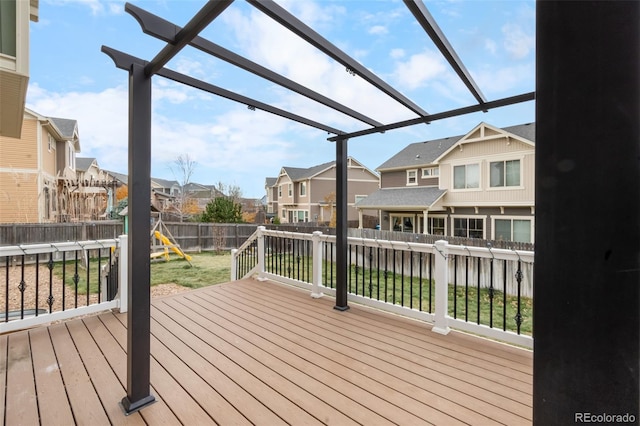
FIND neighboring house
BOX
[0,108,82,223]
[72,157,122,220]
[266,157,379,224]
[355,122,536,243]
[264,177,278,221]
[0,0,39,138]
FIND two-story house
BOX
[0,0,39,138]
[0,108,81,223]
[266,157,379,224]
[355,122,535,243]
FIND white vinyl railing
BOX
[232,226,534,348]
[0,235,129,334]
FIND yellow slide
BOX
[153,230,192,262]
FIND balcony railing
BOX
[232,227,534,348]
[0,236,129,334]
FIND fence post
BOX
[433,240,451,335]
[230,249,238,281]
[117,234,128,313]
[256,226,266,281]
[311,231,324,298]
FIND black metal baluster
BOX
[19,256,25,319]
[503,259,507,331]
[489,257,494,328]
[4,256,9,322]
[400,250,404,306]
[347,244,353,293]
[384,248,388,303]
[409,251,414,309]
[477,257,481,325]
[429,253,433,313]
[330,241,334,289]
[62,252,66,311]
[419,252,423,312]
[465,255,469,322]
[453,254,458,319]
[392,249,396,305]
[376,246,380,301]
[515,260,523,335]
[368,246,373,298]
[74,251,79,309]
[98,249,103,303]
[35,254,40,316]
[86,249,91,306]
[306,240,310,283]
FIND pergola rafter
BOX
[102,0,538,415]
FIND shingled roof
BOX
[355,187,446,210]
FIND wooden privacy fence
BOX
[1,221,534,252]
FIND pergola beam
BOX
[246,0,429,117]
[126,3,383,128]
[144,0,234,77]
[403,0,487,106]
[327,92,534,142]
[102,46,345,135]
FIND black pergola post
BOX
[334,137,349,311]
[534,1,639,423]
[120,62,155,415]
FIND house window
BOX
[300,182,307,196]
[406,169,418,185]
[278,185,282,198]
[428,217,446,235]
[288,183,292,197]
[48,135,55,152]
[421,167,439,178]
[354,195,366,204]
[281,208,286,218]
[453,164,479,189]
[494,218,532,243]
[391,215,415,233]
[490,160,521,187]
[453,217,484,238]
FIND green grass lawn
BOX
[55,251,232,294]
[267,254,532,335]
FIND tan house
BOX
[0,108,81,223]
[0,0,39,138]
[266,157,379,224]
[356,122,536,243]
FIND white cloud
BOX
[390,48,405,59]
[475,63,534,95]
[369,25,388,36]
[392,50,447,91]
[43,0,125,16]
[484,38,497,55]
[502,23,534,59]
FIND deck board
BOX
[1,278,533,425]
[5,332,39,426]
[29,326,76,426]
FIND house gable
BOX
[434,122,535,163]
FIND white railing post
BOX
[433,240,451,335]
[117,234,129,313]
[230,249,238,281]
[256,226,267,281]
[311,231,324,298]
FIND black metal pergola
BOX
[102,1,639,422]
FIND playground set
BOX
[150,219,192,266]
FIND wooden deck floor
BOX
[0,278,532,425]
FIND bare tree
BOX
[171,154,197,222]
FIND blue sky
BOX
[26,0,535,198]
